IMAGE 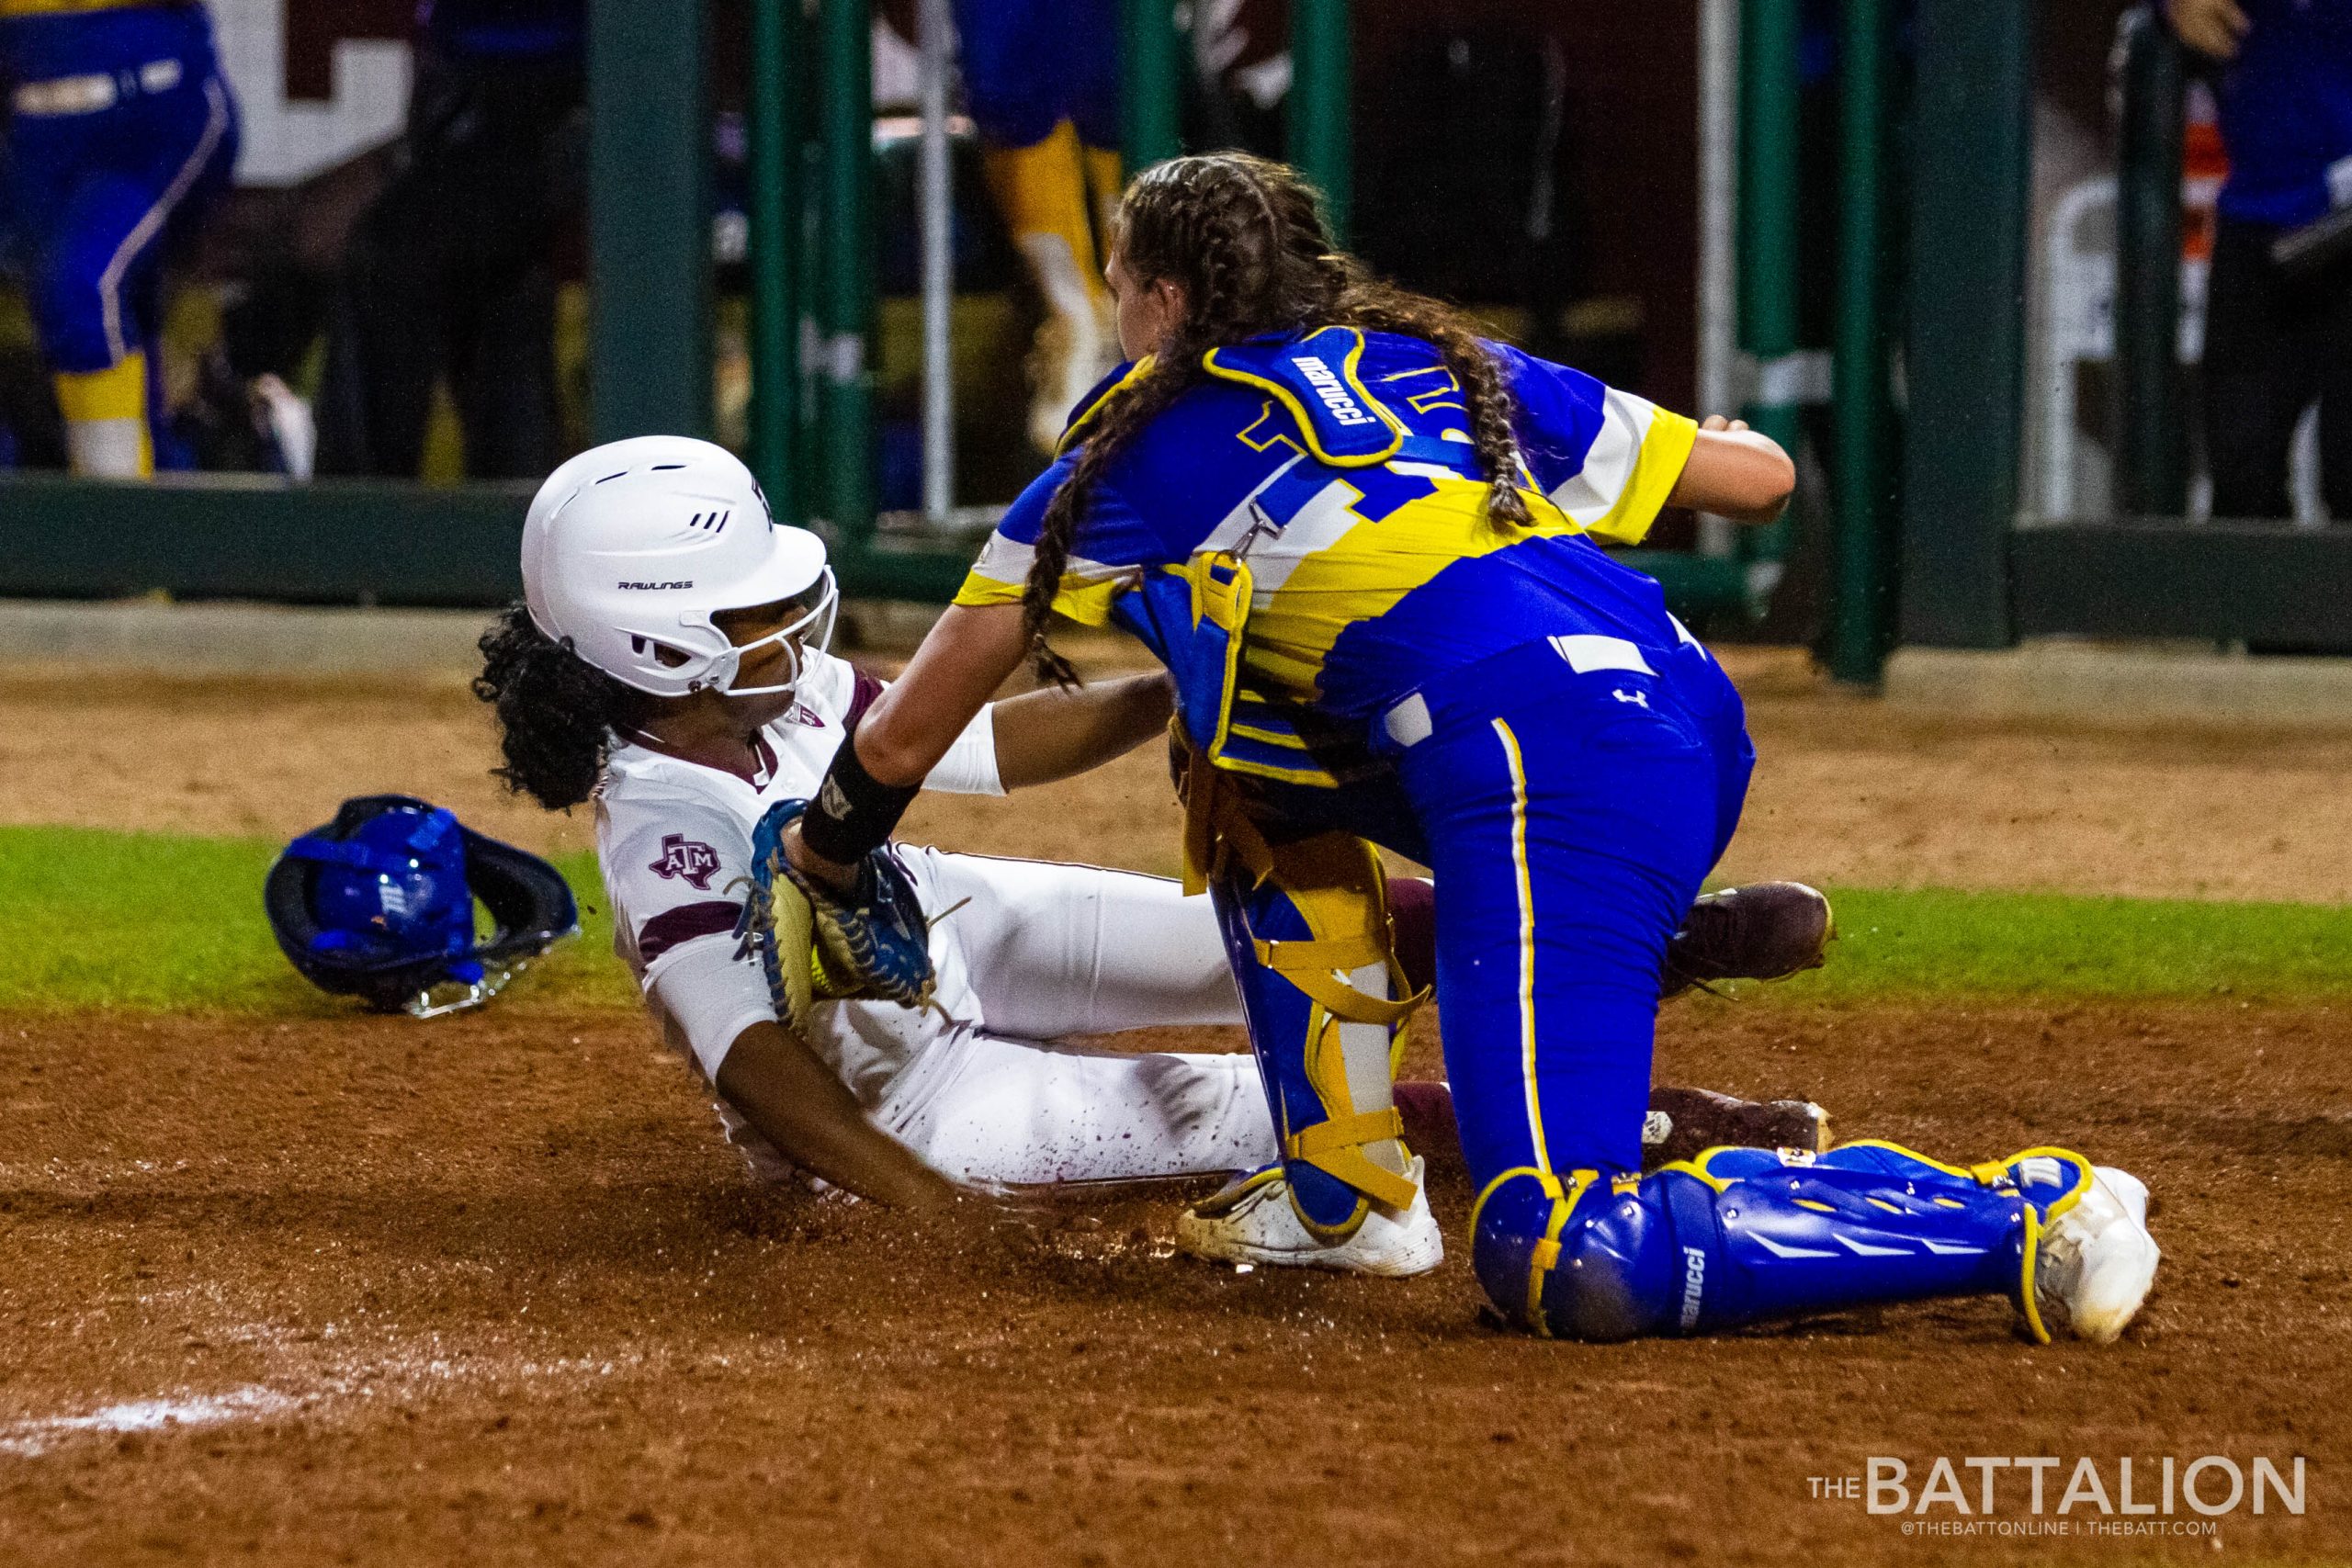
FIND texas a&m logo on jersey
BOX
[649,834,721,890]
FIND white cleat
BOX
[1176,1155,1444,1278]
[2034,1165,2160,1344]
[251,373,315,480]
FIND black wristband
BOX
[801,717,922,865]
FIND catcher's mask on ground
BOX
[521,434,839,701]
[265,795,579,1018]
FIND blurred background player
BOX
[2166,0,2352,522]
[953,0,1125,454]
[314,0,584,480]
[0,0,237,477]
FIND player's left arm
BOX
[1666,415,1797,525]
[989,671,1174,789]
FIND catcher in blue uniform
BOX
[775,152,2161,1344]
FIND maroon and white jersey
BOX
[594,649,1003,1100]
[592,649,1269,1190]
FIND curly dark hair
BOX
[1021,151,1533,684]
[473,604,650,810]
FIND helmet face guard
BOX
[671,565,841,698]
[265,795,581,1018]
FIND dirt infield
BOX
[2,999,2343,1565]
[2,643,2344,1563]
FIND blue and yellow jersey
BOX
[956,326,1698,731]
[2214,0,2352,228]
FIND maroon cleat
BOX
[1661,881,1835,999]
[1641,1086,1832,1166]
[1396,1079,1832,1182]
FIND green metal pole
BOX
[1897,0,2030,649]
[749,0,801,526]
[1828,0,1894,684]
[587,0,711,442]
[1288,0,1351,242]
[796,43,823,529]
[816,0,874,546]
[1122,0,1182,171]
[2114,8,2188,517]
[1737,0,1802,573]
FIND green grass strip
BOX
[0,825,2346,1015]
[1751,886,2351,1004]
[0,826,632,1015]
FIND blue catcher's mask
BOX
[300,806,480,979]
[265,795,579,1017]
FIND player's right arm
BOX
[1490,341,1793,531]
[608,797,967,1211]
[710,1021,965,1212]
[1666,414,1796,525]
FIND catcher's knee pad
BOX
[1210,832,1425,1236]
[1470,1142,2064,1342]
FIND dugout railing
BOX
[0,0,1908,639]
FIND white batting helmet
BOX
[520,435,838,700]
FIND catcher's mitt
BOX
[739,799,937,1022]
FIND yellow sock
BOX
[54,355,153,478]
[1082,144,1125,242]
[983,119,1103,299]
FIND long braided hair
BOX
[1021,152,1534,684]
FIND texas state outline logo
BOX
[649,833,722,890]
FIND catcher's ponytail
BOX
[474,604,646,811]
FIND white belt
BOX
[1382,633,1668,750]
[11,58,182,118]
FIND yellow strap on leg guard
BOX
[1286,1107,1419,1212]
[1193,809,1430,1220]
[1177,727,1277,896]
[1245,832,1431,1026]
[1253,937,1423,1026]
[1269,834,1424,1216]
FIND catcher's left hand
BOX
[741,799,937,1017]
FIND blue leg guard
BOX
[1471,1142,2098,1342]
[1208,833,1425,1236]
